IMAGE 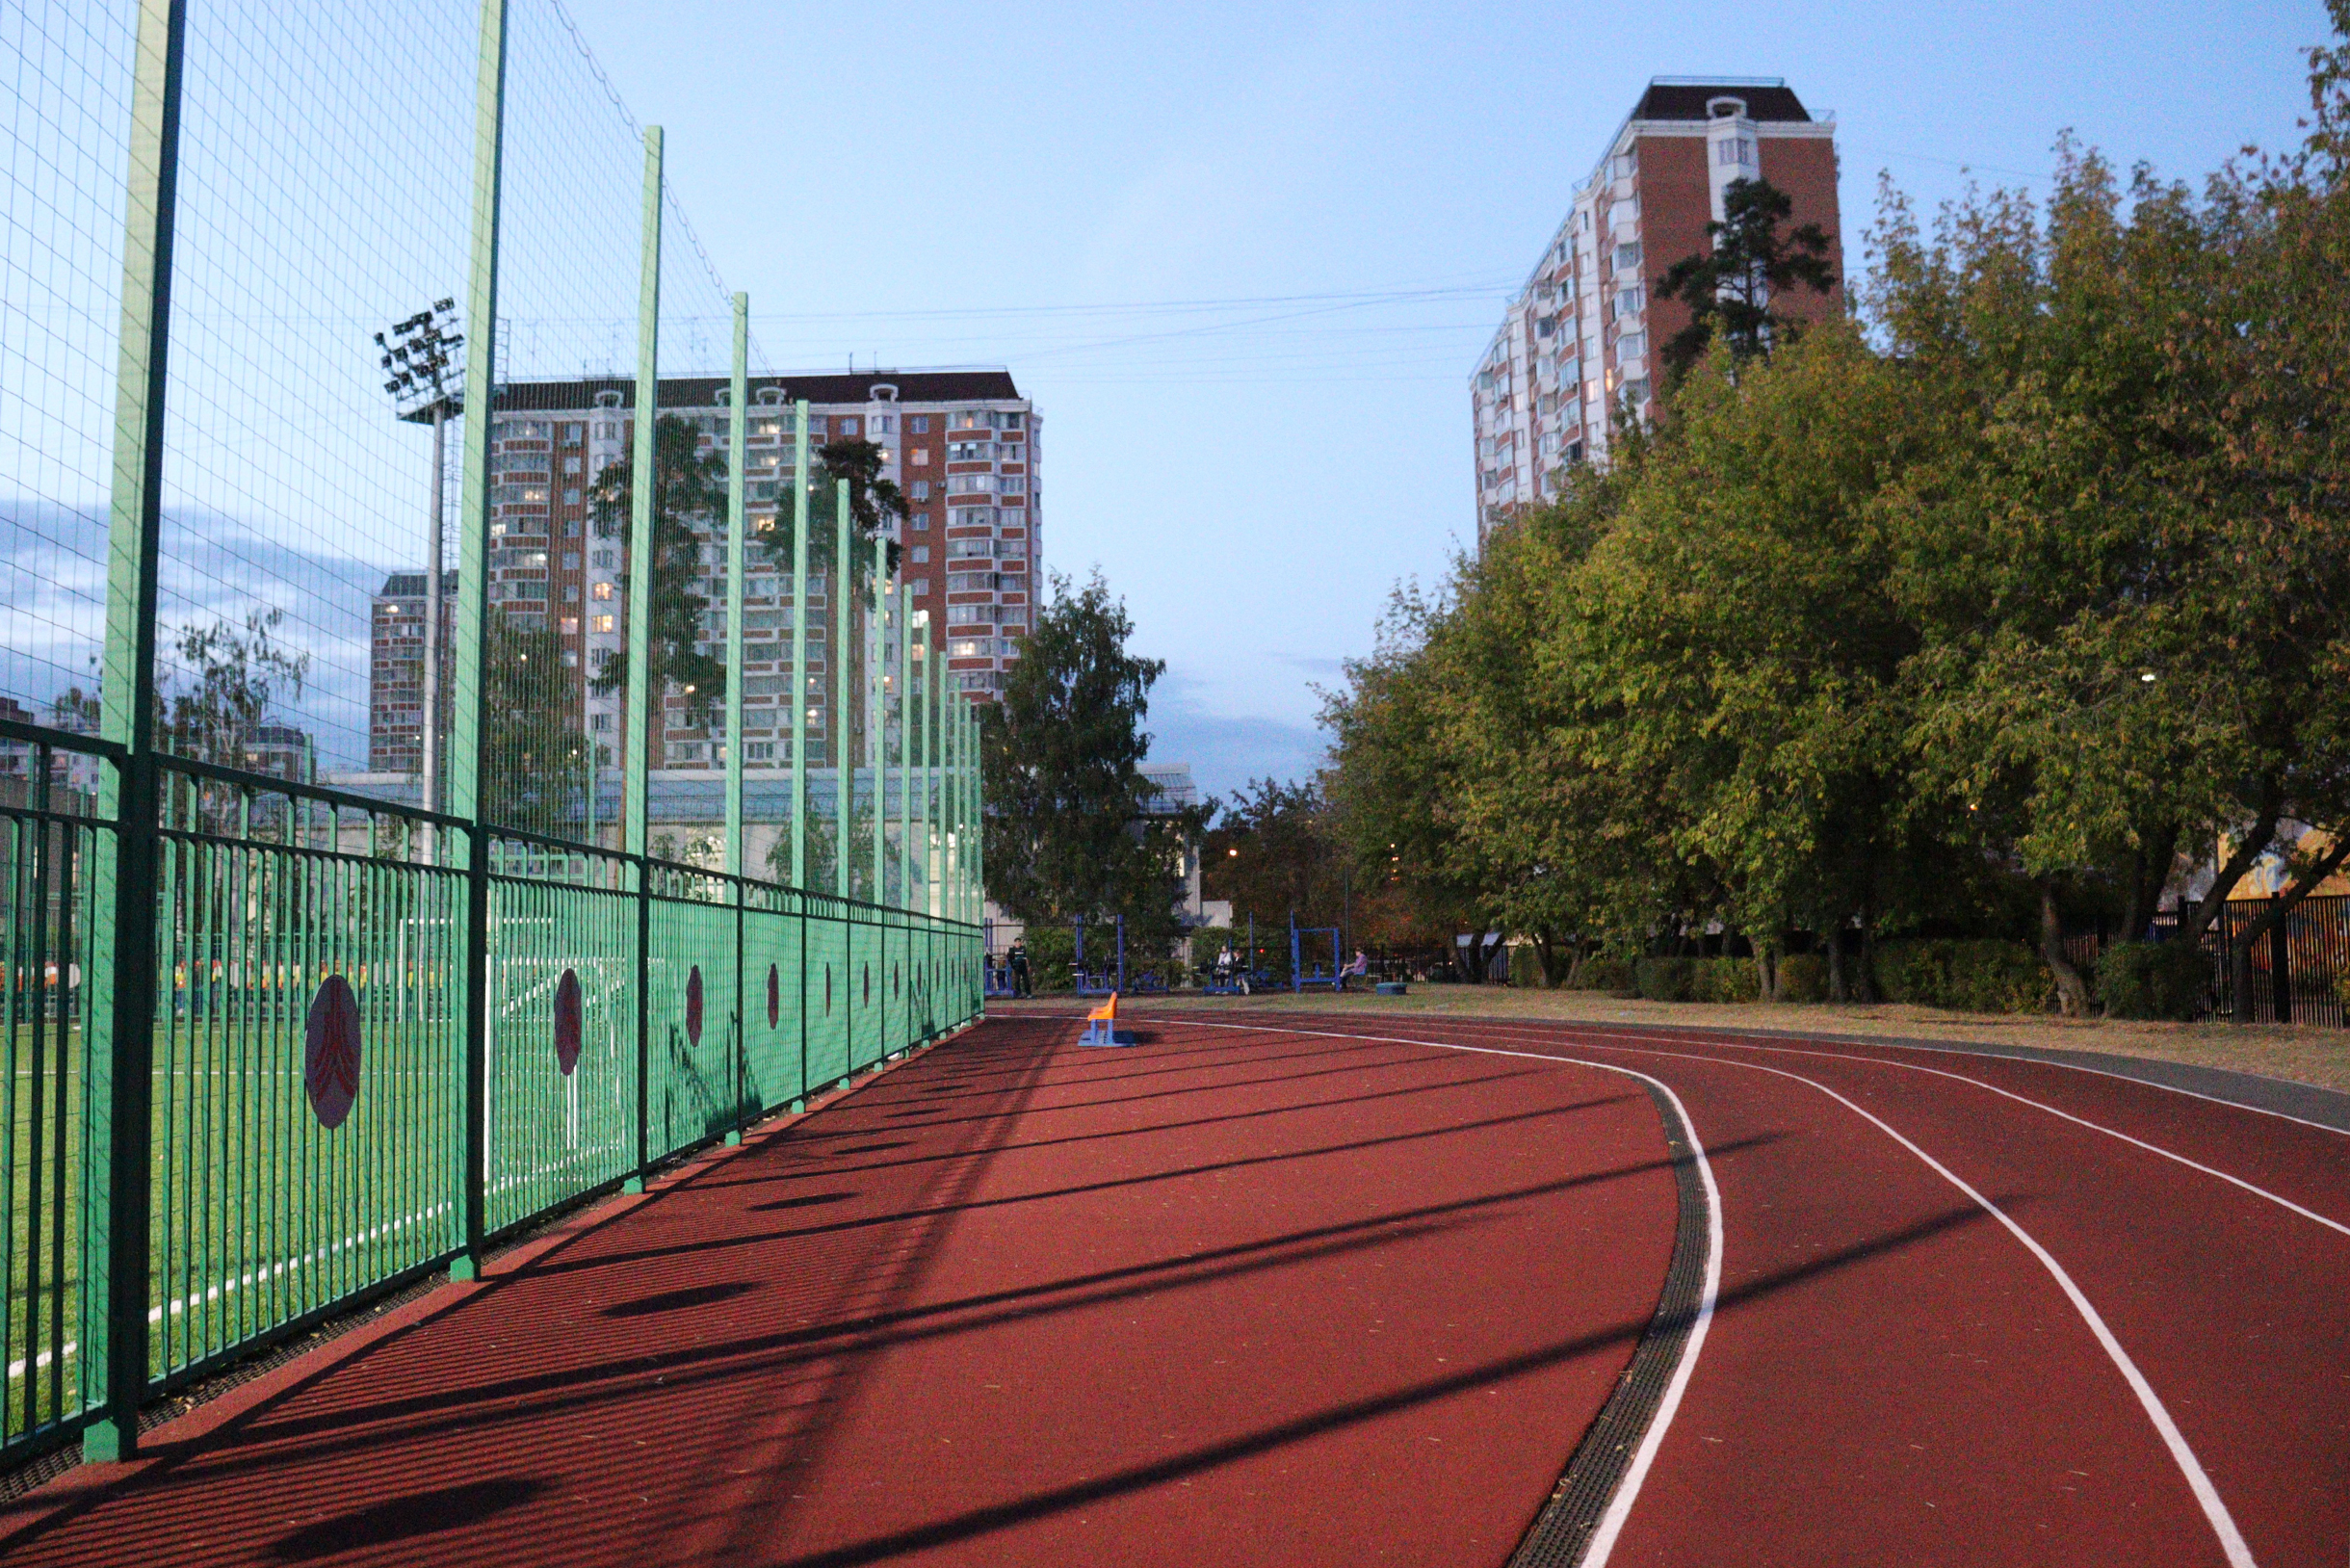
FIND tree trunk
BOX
[2121,822,2181,944]
[1855,894,1879,1005]
[1562,941,1588,991]
[1759,938,1780,1004]
[2040,875,2091,1017]
[1827,929,1847,1004]
[2184,790,2283,945]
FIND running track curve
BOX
[1161,1008,2348,1567]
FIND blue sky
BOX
[563,0,2332,805]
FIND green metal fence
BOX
[0,0,989,1470]
[0,730,980,1465]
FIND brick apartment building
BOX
[369,369,1036,781]
[1472,77,1841,541]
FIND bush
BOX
[1690,956,1762,1003]
[1509,943,1545,987]
[1572,954,1636,995]
[2099,940,2209,1020]
[1773,953,1827,1003]
[1635,955,1697,1001]
[1873,938,2052,1014]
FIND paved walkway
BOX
[1,1014,1676,1567]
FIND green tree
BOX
[587,413,727,727]
[160,609,310,770]
[981,571,1199,947]
[480,611,588,838]
[1654,176,1837,379]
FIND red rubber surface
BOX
[1178,1010,2349,1568]
[0,1016,1678,1567]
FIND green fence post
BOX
[442,0,510,1283]
[789,399,809,890]
[620,125,662,1194]
[833,479,851,902]
[82,0,188,1464]
[897,586,912,912]
[870,537,886,913]
[724,293,746,1140]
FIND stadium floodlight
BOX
[375,299,465,832]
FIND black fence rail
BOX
[2196,895,2350,1027]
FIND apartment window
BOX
[869,414,894,433]
[590,581,614,601]
[997,476,1025,495]
[946,439,987,461]
[839,418,858,436]
[1618,331,1648,362]
[807,418,827,438]
[1611,152,1636,180]
[910,481,931,501]
[744,742,775,761]
[561,615,580,635]
[591,550,614,568]
[562,585,581,604]
[591,713,612,731]
[910,449,929,466]
[1614,242,1642,273]
[911,545,930,564]
[1718,138,1756,167]
[1616,284,1645,317]
[912,512,929,530]
[591,614,614,634]
[561,550,581,569]
[911,415,930,433]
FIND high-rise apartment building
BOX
[366,369,1036,779]
[1472,78,1841,540]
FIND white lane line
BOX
[1163,1016,1722,1568]
[1168,1016,2259,1568]
[1613,1022,2347,1138]
[1423,1021,2350,1240]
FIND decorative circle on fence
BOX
[767,964,780,1029]
[554,968,583,1077]
[304,975,362,1131]
[687,965,705,1047]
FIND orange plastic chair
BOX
[1081,991,1122,1047]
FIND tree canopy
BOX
[1323,11,2350,1015]
[980,571,1200,945]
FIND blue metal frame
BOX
[1291,912,1346,993]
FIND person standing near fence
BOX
[1008,937,1032,998]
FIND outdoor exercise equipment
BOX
[1291,912,1345,993]
[1073,914,1126,997]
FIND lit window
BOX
[561,615,580,635]
[591,614,614,633]
[591,581,614,601]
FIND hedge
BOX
[1572,954,1637,995]
[2099,940,2209,1020]
[1872,938,2051,1014]
[1773,953,1827,1003]
[1635,955,1760,1003]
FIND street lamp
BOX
[375,299,464,826]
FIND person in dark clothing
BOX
[1007,937,1032,998]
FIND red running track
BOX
[1161,1009,2349,1568]
[0,1015,1686,1567]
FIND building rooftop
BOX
[1631,77,1813,123]
[493,370,1025,412]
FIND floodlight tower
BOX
[375,299,465,822]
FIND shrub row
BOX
[1634,955,1763,1004]
[1871,938,2051,1014]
